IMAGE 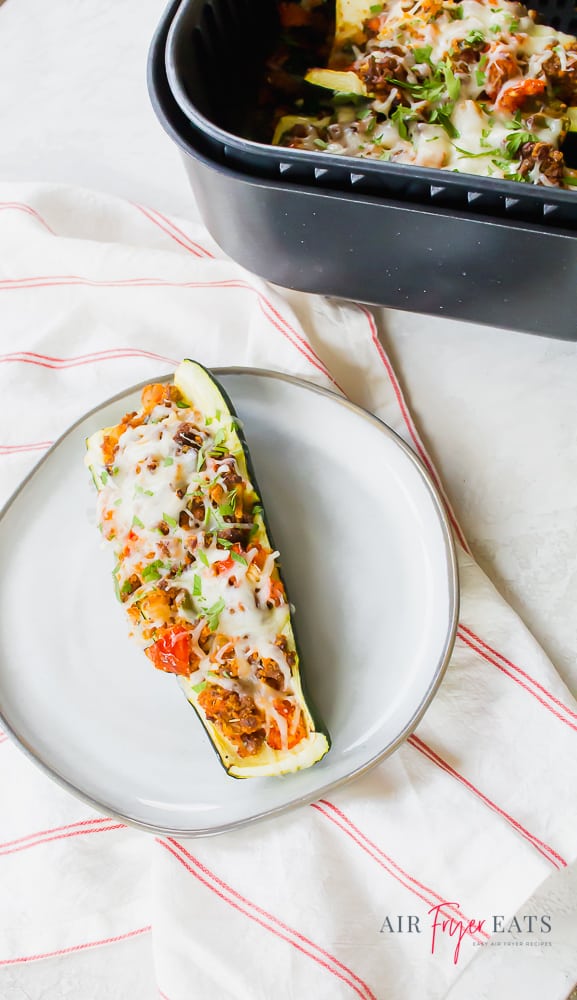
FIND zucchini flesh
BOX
[304,69,369,96]
[85,361,330,778]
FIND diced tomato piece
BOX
[267,699,307,750]
[268,578,286,606]
[248,542,269,570]
[141,383,167,412]
[497,78,546,112]
[213,555,235,575]
[145,626,192,676]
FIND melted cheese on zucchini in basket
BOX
[274,0,577,188]
[86,377,326,772]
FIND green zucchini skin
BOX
[174,360,331,778]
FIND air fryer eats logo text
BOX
[379,907,552,964]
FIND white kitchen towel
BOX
[0,183,576,1000]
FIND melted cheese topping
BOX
[276,0,577,188]
[86,382,310,761]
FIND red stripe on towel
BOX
[458,630,577,734]
[360,306,470,553]
[0,202,56,234]
[408,734,566,868]
[132,203,207,259]
[459,624,577,723]
[134,204,215,259]
[0,441,53,455]
[0,275,341,389]
[0,347,177,369]
[0,925,151,966]
[313,800,489,942]
[159,838,378,1000]
[0,817,125,856]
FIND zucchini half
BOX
[85,361,330,778]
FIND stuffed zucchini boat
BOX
[85,361,329,778]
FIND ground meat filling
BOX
[173,422,204,451]
[255,657,286,690]
[543,50,577,104]
[355,49,408,95]
[198,685,267,757]
[519,141,565,185]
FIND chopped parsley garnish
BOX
[176,400,189,408]
[132,515,144,529]
[391,104,418,139]
[198,550,209,567]
[428,104,459,138]
[203,502,212,528]
[450,4,464,19]
[465,28,486,45]
[204,597,225,632]
[413,45,433,64]
[369,3,382,12]
[504,126,538,158]
[509,17,520,31]
[162,512,177,528]
[491,157,525,181]
[163,456,174,467]
[205,416,213,425]
[193,573,202,596]
[389,59,460,137]
[231,551,248,566]
[142,560,165,583]
[490,23,501,33]
[120,580,135,596]
[213,429,225,445]
[439,61,460,101]
[453,144,494,158]
[219,488,238,518]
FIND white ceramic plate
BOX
[0,370,458,836]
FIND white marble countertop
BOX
[1,1,576,996]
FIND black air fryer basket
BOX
[149,0,577,338]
